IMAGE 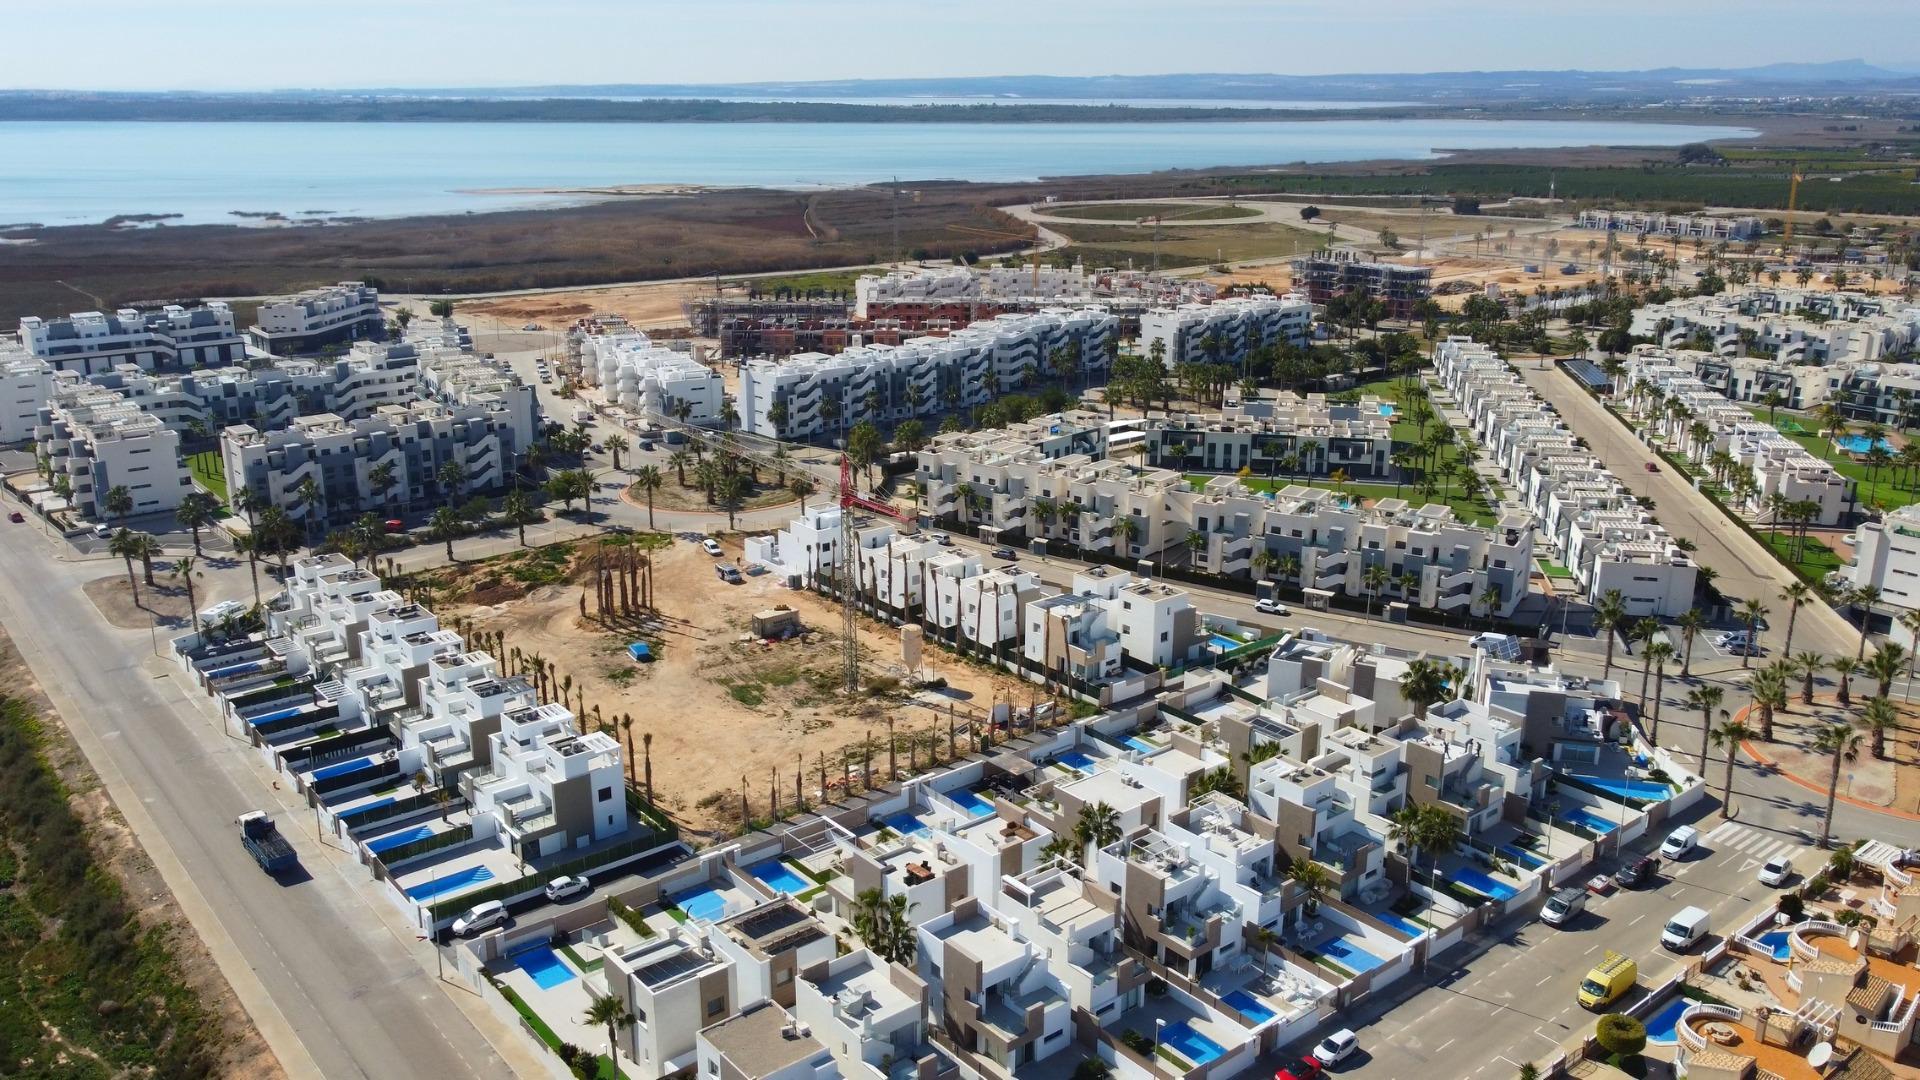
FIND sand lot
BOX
[463,280,715,332]
[423,534,1034,843]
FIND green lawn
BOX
[1756,527,1845,583]
[1537,560,1574,580]
[187,450,227,500]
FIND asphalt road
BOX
[0,525,520,1080]
[1313,812,1812,1079]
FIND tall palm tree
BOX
[1710,718,1751,818]
[1644,641,1675,742]
[1750,665,1788,743]
[1072,801,1122,862]
[1831,655,1860,708]
[430,506,462,562]
[603,433,629,472]
[1850,585,1882,661]
[1794,651,1825,706]
[108,528,145,603]
[502,488,537,546]
[1778,581,1812,657]
[173,557,201,630]
[1813,722,1862,848]
[1867,644,1906,700]
[1861,696,1899,760]
[582,993,635,1063]
[174,492,218,556]
[1676,609,1707,677]
[1686,685,1724,768]
[1363,564,1390,619]
[631,465,664,529]
[1736,597,1770,670]
[1399,658,1454,720]
[1594,589,1627,675]
[1287,858,1333,915]
[668,449,691,486]
[1631,617,1661,715]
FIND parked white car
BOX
[1313,1029,1359,1066]
[451,900,507,937]
[1757,854,1794,887]
[1659,824,1698,860]
[543,875,590,903]
[701,538,724,556]
[1254,597,1290,616]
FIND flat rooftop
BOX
[701,1004,826,1077]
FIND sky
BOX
[7,0,1919,91]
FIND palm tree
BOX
[1594,589,1627,675]
[1644,642,1675,742]
[582,993,635,1064]
[1399,658,1454,720]
[1861,696,1899,760]
[1111,515,1141,558]
[1737,598,1770,670]
[1778,581,1812,657]
[1287,858,1333,915]
[626,465,663,529]
[174,492,218,556]
[1631,617,1661,715]
[1831,655,1860,708]
[668,449,690,486]
[294,474,323,540]
[1794,651,1825,705]
[172,556,201,630]
[102,484,134,527]
[603,433,629,472]
[1868,644,1906,700]
[430,505,462,561]
[789,475,815,511]
[1073,801,1122,862]
[1751,666,1788,744]
[1277,553,1301,590]
[1850,586,1882,661]
[1710,718,1751,817]
[1362,564,1390,620]
[1813,722,1862,847]
[1676,609,1707,677]
[502,488,537,546]
[108,528,145,603]
[1387,804,1424,869]
[1686,685,1724,768]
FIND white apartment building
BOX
[696,1003,839,1080]
[71,340,424,435]
[1847,504,1920,645]
[247,281,384,355]
[739,309,1117,441]
[1438,337,1697,615]
[222,401,517,527]
[1142,392,1396,480]
[1138,295,1314,368]
[0,343,51,445]
[793,950,947,1080]
[854,264,1093,316]
[1574,209,1761,241]
[415,348,539,458]
[35,383,193,519]
[463,701,627,857]
[1622,350,1850,526]
[19,302,245,375]
[1630,289,1918,366]
[580,332,727,425]
[605,929,737,1076]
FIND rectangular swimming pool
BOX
[1566,773,1673,802]
[511,943,577,990]
[1157,1021,1225,1065]
[1124,736,1156,753]
[948,788,996,817]
[1500,844,1549,870]
[1454,866,1518,901]
[1219,988,1276,1023]
[248,706,305,726]
[1377,403,1396,416]
[1055,751,1097,772]
[403,864,494,901]
[312,755,376,781]
[1370,910,1428,939]
[672,884,729,922]
[1208,634,1242,651]
[1317,933,1386,974]
[1560,805,1619,834]
[880,811,928,836]
[749,859,811,896]
[367,825,435,854]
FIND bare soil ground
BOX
[463,280,712,331]
[0,623,283,1079]
[1755,694,1916,810]
[419,535,1033,844]
[83,569,197,631]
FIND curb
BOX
[1733,704,1920,822]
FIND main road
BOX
[0,527,528,1080]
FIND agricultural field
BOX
[1041,202,1261,222]
[1045,219,1326,269]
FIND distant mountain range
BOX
[360,61,1920,102]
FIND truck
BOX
[238,810,297,874]
[1540,886,1587,927]
[1578,950,1637,1010]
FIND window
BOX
[598,786,612,802]
[707,997,724,1017]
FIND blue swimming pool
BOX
[1836,434,1894,455]
[1567,773,1673,802]
[1378,403,1396,416]
[1371,910,1429,939]
[511,944,577,990]
[881,811,928,836]
[1500,845,1549,870]
[208,660,261,679]
[749,859,812,896]
[1208,634,1243,651]
[1455,866,1519,901]
[672,883,729,922]
[1220,988,1276,1023]
[949,788,996,817]
[248,706,304,726]
[367,825,434,854]
[403,865,495,901]
[1124,736,1156,753]
[311,755,376,781]
[1317,933,1386,974]
[339,796,396,822]
[1756,929,1793,961]
[1644,996,1691,1045]
[1560,805,1619,834]
[1157,1021,1225,1065]
[1056,751,1096,772]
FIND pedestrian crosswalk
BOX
[1703,820,1808,869]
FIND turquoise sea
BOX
[0,118,1755,227]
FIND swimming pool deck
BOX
[389,842,521,905]
[1111,997,1247,1068]
[493,958,618,1067]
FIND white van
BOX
[1662,905,1710,951]
[1659,824,1698,860]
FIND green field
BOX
[741,268,874,296]
[186,450,227,500]
[1044,202,1261,222]
[1047,219,1326,269]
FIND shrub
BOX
[1778,893,1805,920]
[1074,1059,1115,1080]
[1595,1013,1647,1058]
[1120,1029,1154,1055]
[1803,873,1829,899]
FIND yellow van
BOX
[1578,951,1637,1009]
